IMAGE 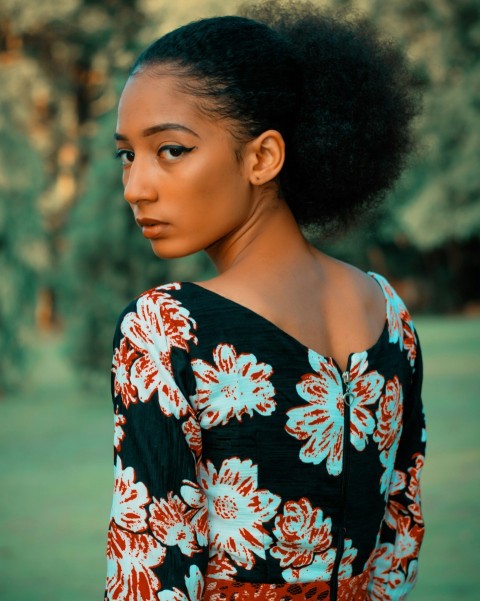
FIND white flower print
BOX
[349,353,385,451]
[111,457,150,532]
[205,553,237,580]
[106,520,165,601]
[181,416,202,460]
[338,538,358,579]
[406,453,425,525]
[367,542,395,601]
[149,493,202,557]
[374,376,403,451]
[384,469,407,529]
[114,411,126,452]
[379,437,401,497]
[367,538,420,601]
[270,497,333,570]
[112,337,139,409]
[370,273,417,366]
[157,565,204,601]
[180,480,208,547]
[197,457,281,569]
[393,515,424,572]
[190,343,276,428]
[269,497,356,583]
[120,287,197,418]
[286,350,384,475]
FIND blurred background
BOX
[0,0,479,599]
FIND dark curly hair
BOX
[130,0,420,229]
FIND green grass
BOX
[0,316,479,600]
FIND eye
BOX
[115,149,135,166]
[159,145,196,161]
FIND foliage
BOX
[0,92,47,393]
[61,101,212,376]
[0,0,479,389]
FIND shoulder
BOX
[366,271,419,367]
[113,282,199,352]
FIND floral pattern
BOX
[114,410,127,452]
[157,565,204,601]
[111,457,150,532]
[149,493,201,557]
[107,273,425,600]
[106,520,166,601]
[190,343,276,428]
[114,285,198,417]
[271,497,335,582]
[371,273,417,367]
[286,350,383,475]
[198,457,281,569]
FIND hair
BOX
[130,0,420,229]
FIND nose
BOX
[123,159,158,205]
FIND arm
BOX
[368,338,426,601]
[105,288,208,601]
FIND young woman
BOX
[106,2,425,600]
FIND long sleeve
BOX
[367,337,426,601]
[105,287,208,601]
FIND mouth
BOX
[136,217,167,227]
[135,217,170,240]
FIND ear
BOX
[244,129,285,186]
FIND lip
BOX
[135,217,170,240]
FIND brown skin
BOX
[116,70,386,371]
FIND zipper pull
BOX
[342,371,353,407]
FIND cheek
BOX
[181,155,249,219]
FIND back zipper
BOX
[330,369,353,600]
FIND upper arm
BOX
[105,288,208,600]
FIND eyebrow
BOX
[114,123,200,141]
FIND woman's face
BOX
[115,70,254,259]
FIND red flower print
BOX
[198,458,280,569]
[287,351,383,475]
[367,541,419,601]
[157,565,204,601]
[149,493,202,557]
[120,289,197,418]
[182,416,202,460]
[338,538,357,579]
[270,498,333,569]
[392,515,424,572]
[366,542,394,601]
[180,480,208,546]
[205,553,237,580]
[106,520,165,601]
[112,337,139,409]
[114,410,126,452]
[348,353,385,452]
[406,453,425,525]
[270,497,358,583]
[407,453,424,501]
[401,310,417,366]
[111,457,150,532]
[190,343,276,428]
[374,376,403,451]
[371,274,417,367]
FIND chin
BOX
[149,239,201,260]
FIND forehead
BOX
[117,71,215,135]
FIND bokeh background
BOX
[0,0,479,599]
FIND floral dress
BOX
[105,272,426,601]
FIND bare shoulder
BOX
[324,256,387,321]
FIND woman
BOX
[106,2,425,600]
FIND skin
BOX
[116,69,386,372]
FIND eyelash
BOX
[115,145,196,165]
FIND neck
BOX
[205,193,315,277]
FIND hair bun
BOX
[241,1,420,228]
